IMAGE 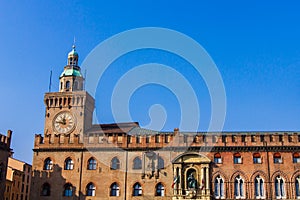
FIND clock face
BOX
[53,111,76,134]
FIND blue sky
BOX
[0,1,299,163]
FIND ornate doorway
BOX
[172,153,211,200]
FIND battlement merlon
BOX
[43,91,95,109]
[0,130,12,149]
[33,128,300,149]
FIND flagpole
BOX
[48,70,52,92]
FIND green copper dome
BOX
[60,68,82,78]
[68,47,78,57]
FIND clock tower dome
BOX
[43,45,95,137]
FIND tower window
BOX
[63,183,73,197]
[64,158,74,170]
[65,81,70,90]
[74,81,78,90]
[41,183,50,196]
[87,158,97,170]
[43,158,53,170]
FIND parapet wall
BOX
[0,130,12,150]
[34,129,300,150]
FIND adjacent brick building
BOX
[0,130,12,200]
[30,46,300,200]
[4,157,32,200]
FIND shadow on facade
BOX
[31,164,86,200]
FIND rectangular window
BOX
[155,135,160,143]
[88,135,94,143]
[108,134,113,143]
[260,135,265,142]
[164,135,169,143]
[117,134,123,143]
[274,157,283,164]
[253,157,262,164]
[98,136,104,143]
[127,135,132,144]
[293,157,300,163]
[214,157,222,164]
[212,135,217,143]
[241,135,246,142]
[136,136,140,144]
[288,135,293,142]
[203,135,206,143]
[279,135,283,142]
[270,135,274,142]
[146,135,150,143]
[184,135,188,143]
[234,157,242,164]
[251,135,256,142]
[232,135,237,143]
[222,135,226,143]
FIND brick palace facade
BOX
[30,45,300,200]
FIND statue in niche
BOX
[187,173,197,189]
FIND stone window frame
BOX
[155,182,165,196]
[110,182,120,196]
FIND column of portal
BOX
[206,165,210,197]
[178,167,182,195]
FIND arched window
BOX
[86,183,96,196]
[214,175,224,199]
[110,182,120,196]
[158,156,164,169]
[66,81,70,90]
[111,157,120,170]
[214,153,222,164]
[274,153,282,163]
[234,175,244,198]
[133,183,142,196]
[64,158,74,170]
[293,152,300,163]
[253,153,262,164]
[155,183,165,196]
[43,158,53,170]
[275,176,285,198]
[296,176,300,198]
[41,183,50,196]
[133,157,142,169]
[87,157,97,170]
[254,175,264,198]
[63,183,73,197]
[234,153,242,164]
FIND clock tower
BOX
[43,45,95,137]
